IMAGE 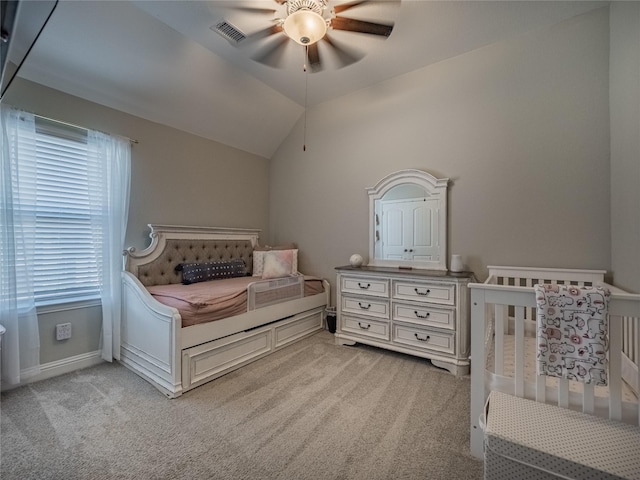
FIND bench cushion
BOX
[484,391,640,479]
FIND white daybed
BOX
[120,224,330,398]
[469,266,640,462]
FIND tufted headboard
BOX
[124,225,260,287]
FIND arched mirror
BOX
[367,169,449,270]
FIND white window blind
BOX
[14,118,104,305]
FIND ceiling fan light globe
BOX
[283,10,327,46]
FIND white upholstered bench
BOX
[483,391,640,480]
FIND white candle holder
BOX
[450,254,463,272]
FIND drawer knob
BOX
[414,288,430,296]
[414,311,430,319]
[358,282,371,290]
[358,322,371,330]
[358,302,371,310]
[414,333,430,342]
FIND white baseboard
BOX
[2,350,104,391]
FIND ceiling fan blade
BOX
[331,16,393,37]
[334,0,401,15]
[306,44,322,72]
[322,34,364,69]
[251,35,289,68]
[244,23,283,43]
[230,7,278,15]
[333,1,370,15]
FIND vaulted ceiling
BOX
[18,1,607,158]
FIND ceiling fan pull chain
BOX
[303,47,309,152]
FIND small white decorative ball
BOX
[349,254,364,267]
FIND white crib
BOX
[469,266,640,460]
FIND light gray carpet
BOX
[1,330,483,479]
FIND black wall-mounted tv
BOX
[1,0,58,100]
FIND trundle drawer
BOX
[341,315,390,341]
[393,303,454,330]
[183,328,273,389]
[393,281,455,306]
[392,323,455,354]
[341,276,389,298]
[274,308,323,349]
[342,296,389,319]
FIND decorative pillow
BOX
[253,246,298,277]
[261,250,297,279]
[178,259,247,285]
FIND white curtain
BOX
[0,107,41,385]
[87,131,131,362]
[1,105,131,384]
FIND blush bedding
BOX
[147,275,325,327]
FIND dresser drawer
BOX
[341,276,389,298]
[392,280,455,306]
[392,323,455,354]
[393,303,454,330]
[341,315,390,341]
[342,296,389,320]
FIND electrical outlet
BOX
[56,323,72,341]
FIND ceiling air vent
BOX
[212,20,247,44]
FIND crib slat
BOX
[582,383,595,415]
[637,345,640,426]
[635,316,640,426]
[609,315,623,421]
[632,318,636,361]
[633,317,638,362]
[514,306,525,397]
[558,379,569,408]
[524,278,534,321]
[535,374,546,403]
[628,315,640,426]
[495,304,506,376]
[623,318,630,360]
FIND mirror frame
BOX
[367,169,449,271]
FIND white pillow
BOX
[261,250,297,279]
[254,248,298,277]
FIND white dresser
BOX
[335,266,474,375]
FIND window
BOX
[14,118,104,305]
[3,107,130,364]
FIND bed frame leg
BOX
[335,336,357,346]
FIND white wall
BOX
[2,4,630,375]
[4,79,271,251]
[270,7,612,298]
[610,2,640,294]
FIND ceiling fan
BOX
[224,0,398,72]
